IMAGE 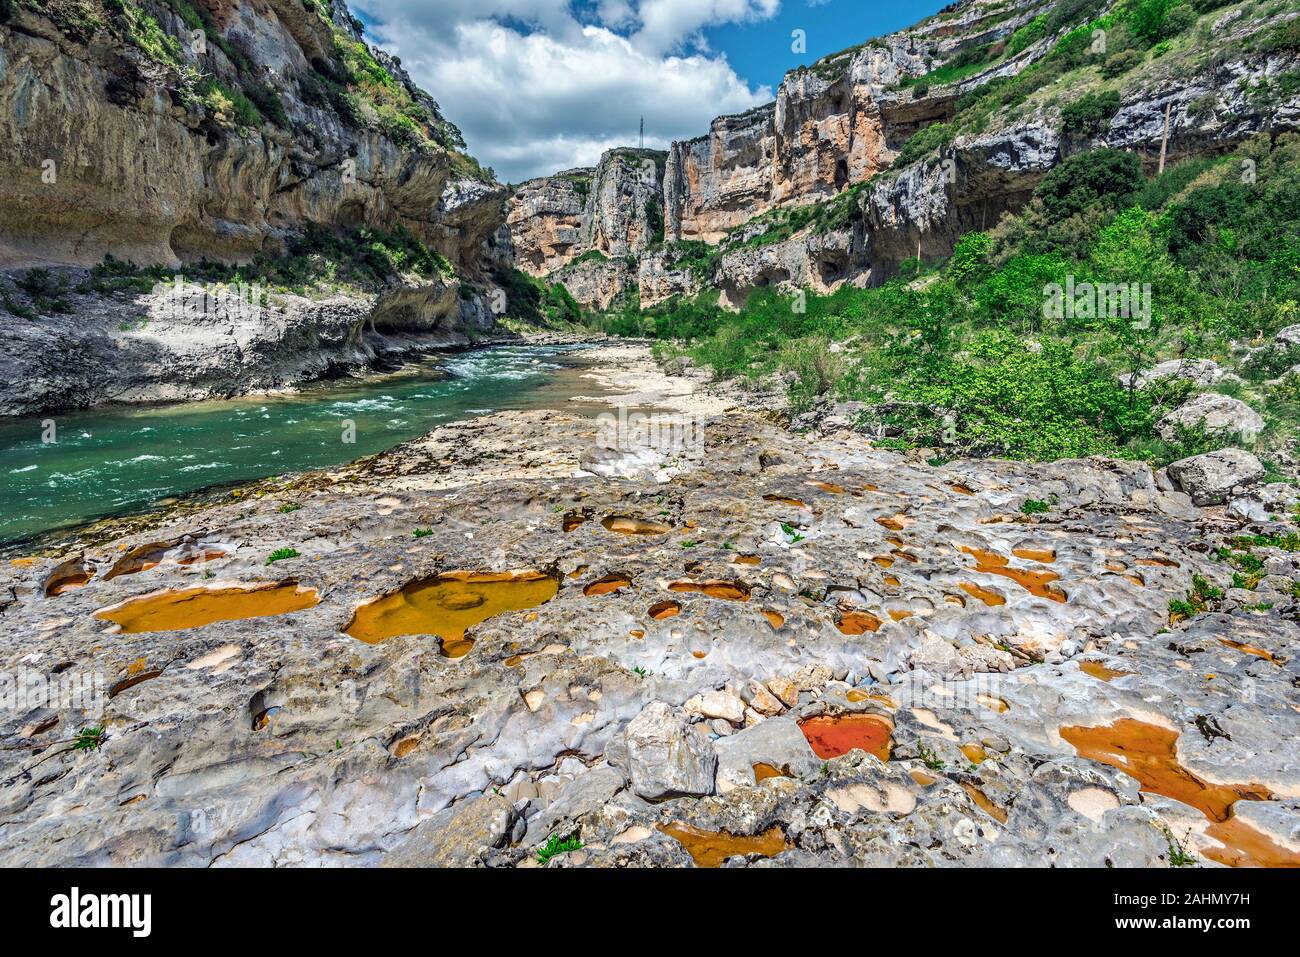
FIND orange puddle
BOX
[763,494,808,508]
[734,554,762,566]
[807,481,845,494]
[887,609,913,622]
[95,581,319,633]
[762,608,785,629]
[667,580,750,601]
[753,762,790,782]
[583,575,632,596]
[910,769,938,786]
[836,610,882,635]
[562,513,586,532]
[602,516,671,535]
[950,483,975,495]
[1218,638,1280,664]
[659,823,788,868]
[892,550,919,563]
[1136,557,1180,568]
[872,556,894,568]
[343,571,558,657]
[847,689,898,709]
[961,743,989,765]
[959,546,1066,602]
[1011,547,1056,563]
[959,582,1005,606]
[799,714,892,761]
[978,694,1009,714]
[1079,660,1133,682]
[648,600,682,620]
[961,783,1008,824]
[876,514,910,531]
[883,575,901,587]
[1060,719,1300,868]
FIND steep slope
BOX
[508,0,1300,310]
[0,0,509,414]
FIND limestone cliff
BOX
[0,0,504,270]
[511,0,1300,309]
[0,0,509,413]
[507,147,666,277]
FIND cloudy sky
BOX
[352,0,947,183]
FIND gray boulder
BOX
[1121,358,1225,391]
[1274,323,1300,348]
[381,793,516,867]
[1226,495,1270,523]
[1156,393,1264,443]
[624,702,717,800]
[714,716,821,793]
[1167,448,1266,505]
[523,764,628,844]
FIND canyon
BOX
[1,0,1299,871]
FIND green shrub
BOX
[879,331,1153,460]
[948,231,994,286]
[1101,48,1144,78]
[1045,0,1108,35]
[1125,0,1176,45]
[1061,91,1122,134]
[893,121,955,168]
[1007,15,1048,56]
[1034,148,1144,223]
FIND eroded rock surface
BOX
[3,377,1297,868]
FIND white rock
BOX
[684,690,746,725]
[1156,393,1264,443]
[1166,448,1265,506]
[624,701,717,800]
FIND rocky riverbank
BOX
[1,344,1297,867]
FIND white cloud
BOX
[356,0,777,182]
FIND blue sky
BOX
[351,0,950,183]
[706,1,952,92]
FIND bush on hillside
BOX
[1034,148,1145,223]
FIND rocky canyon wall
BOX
[0,0,505,274]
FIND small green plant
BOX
[278,503,301,513]
[1163,826,1198,867]
[918,743,946,771]
[74,726,106,751]
[631,666,648,678]
[266,547,300,565]
[780,522,806,544]
[413,528,434,538]
[536,833,583,865]
[1021,499,1051,515]
[681,540,698,548]
[1170,575,1223,622]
